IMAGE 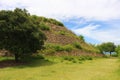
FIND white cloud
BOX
[72,23,120,44]
[73,24,100,36]
[0,0,120,21]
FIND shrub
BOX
[47,44,73,52]
[63,56,74,61]
[48,18,64,26]
[63,45,73,52]
[59,31,66,35]
[79,35,85,42]
[86,57,93,60]
[78,56,93,61]
[73,42,82,49]
[41,43,74,55]
[39,17,48,22]
[78,57,85,61]
[39,23,50,30]
[53,45,64,51]
[72,60,77,63]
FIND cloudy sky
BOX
[0,0,120,44]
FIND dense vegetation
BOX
[0,8,46,62]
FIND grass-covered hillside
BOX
[32,16,101,56]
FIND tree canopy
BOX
[97,42,116,56]
[0,8,46,62]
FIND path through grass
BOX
[0,58,120,80]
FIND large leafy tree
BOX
[0,8,46,62]
[97,42,116,56]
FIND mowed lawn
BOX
[0,58,120,80]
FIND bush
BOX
[48,18,64,26]
[39,23,50,30]
[78,57,85,61]
[59,31,66,35]
[39,17,48,22]
[63,45,73,52]
[78,56,93,61]
[72,60,77,63]
[79,35,85,42]
[41,43,74,55]
[63,56,74,61]
[53,45,64,51]
[47,44,73,52]
[86,57,93,60]
[73,42,82,49]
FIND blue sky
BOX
[0,0,120,44]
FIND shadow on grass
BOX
[0,56,55,69]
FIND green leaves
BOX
[0,8,46,62]
[97,42,116,54]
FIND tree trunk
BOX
[110,52,112,56]
[15,53,19,62]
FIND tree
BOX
[97,42,116,56]
[79,35,85,42]
[115,45,120,57]
[0,8,46,62]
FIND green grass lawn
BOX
[0,57,120,80]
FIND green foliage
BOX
[39,22,50,30]
[115,45,120,57]
[39,43,74,55]
[63,45,73,52]
[31,16,64,27]
[63,56,93,63]
[38,16,48,22]
[72,60,77,63]
[0,8,46,62]
[97,42,116,55]
[47,18,64,26]
[53,44,73,52]
[79,35,85,42]
[78,57,86,61]
[63,56,74,61]
[59,30,66,35]
[78,56,93,61]
[72,42,82,49]
[53,45,64,51]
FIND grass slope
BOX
[0,58,120,80]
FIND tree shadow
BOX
[0,58,55,69]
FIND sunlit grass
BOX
[0,58,120,80]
